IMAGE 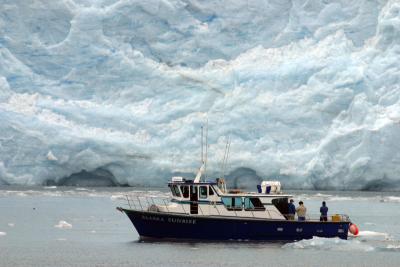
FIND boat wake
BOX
[283,230,398,252]
[283,237,375,252]
[357,230,391,240]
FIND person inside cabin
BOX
[287,199,296,220]
[320,201,328,222]
[296,201,307,221]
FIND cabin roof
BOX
[220,193,293,198]
[168,181,292,198]
[168,180,217,186]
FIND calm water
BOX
[0,187,399,267]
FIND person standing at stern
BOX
[296,201,307,221]
[288,199,296,220]
[320,201,328,222]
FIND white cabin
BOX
[151,178,293,220]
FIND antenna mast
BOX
[221,137,231,179]
[204,119,209,181]
[201,126,204,164]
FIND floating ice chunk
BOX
[385,244,400,251]
[90,230,96,234]
[8,223,14,227]
[54,220,72,229]
[314,193,333,198]
[47,151,58,161]
[327,196,354,201]
[382,196,400,203]
[56,238,67,241]
[44,186,57,189]
[110,194,125,201]
[0,232,6,236]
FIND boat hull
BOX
[121,208,350,241]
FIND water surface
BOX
[0,187,399,267]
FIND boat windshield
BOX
[169,185,181,197]
[180,185,189,198]
[199,186,208,199]
[209,186,215,195]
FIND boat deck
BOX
[119,194,350,223]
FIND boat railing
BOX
[119,194,350,222]
[121,195,220,216]
[281,213,350,222]
[122,194,172,212]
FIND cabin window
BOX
[169,185,181,197]
[199,186,208,199]
[209,186,215,196]
[169,185,175,196]
[221,197,243,211]
[272,197,289,215]
[180,185,189,198]
[244,197,265,211]
[244,198,254,209]
[172,185,181,197]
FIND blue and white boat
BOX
[117,164,357,241]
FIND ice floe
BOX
[54,220,72,229]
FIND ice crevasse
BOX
[0,0,400,190]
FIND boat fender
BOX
[349,223,359,236]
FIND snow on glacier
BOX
[0,0,400,189]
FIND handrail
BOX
[126,195,131,209]
[198,204,204,215]
[282,213,351,222]
[118,194,350,222]
[163,199,170,213]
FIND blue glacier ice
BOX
[0,0,400,189]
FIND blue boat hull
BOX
[121,208,350,241]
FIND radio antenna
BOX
[204,119,209,181]
[201,126,204,164]
[222,136,231,179]
[220,137,228,178]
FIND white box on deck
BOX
[261,181,281,193]
[171,176,184,182]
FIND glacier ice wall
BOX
[1,0,400,189]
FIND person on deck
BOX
[296,201,307,221]
[320,201,328,222]
[288,199,296,220]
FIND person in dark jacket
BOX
[320,201,328,222]
[287,199,296,220]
